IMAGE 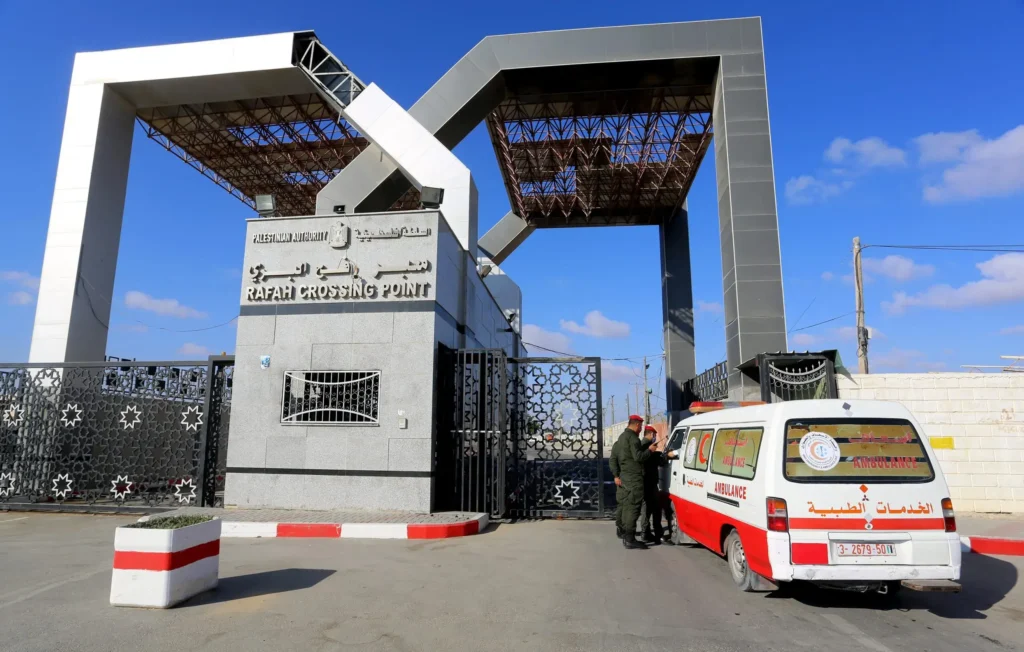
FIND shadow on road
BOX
[181,568,336,607]
[779,554,1019,620]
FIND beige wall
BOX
[837,373,1024,514]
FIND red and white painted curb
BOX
[111,518,220,608]
[215,513,489,540]
[961,535,1024,557]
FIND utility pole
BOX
[610,396,615,425]
[643,356,651,424]
[853,237,870,374]
[625,393,631,418]
[634,383,640,418]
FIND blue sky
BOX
[1,1,1023,417]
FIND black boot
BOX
[615,525,624,538]
[622,533,648,550]
[642,531,660,546]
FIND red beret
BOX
[628,414,643,422]
[644,425,657,433]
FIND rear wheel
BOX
[725,530,757,592]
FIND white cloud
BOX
[177,343,210,357]
[125,291,207,319]
[696,300,723,315]
[601,361,636,382]
[7,291,33,306]
[1000,325,1024,335]
[921,125,1024,202]
[791,333,820,348]
[862,255,935,282]
[559,310,630,338]
[915,129,984,164]
[825,137,906,167]
[821,271,835,281]
[1,270,40,292]
[884,253,1024,314]
[784,175,850,205]
[522,324,573,355]
[873,348,946,372]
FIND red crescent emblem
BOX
[698,433,712,464]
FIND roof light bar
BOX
[688,401,765,414]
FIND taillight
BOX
[942,498,956,533]
[767,497,789,532]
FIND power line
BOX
[521,341,666,362]
[137,316,238,333]
[78,273,238,335]
[78,277,110,330]
[788,312,855,334]
[863,244,1024,253]
[789,296,817,332]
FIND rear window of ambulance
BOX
[784,419,934,483]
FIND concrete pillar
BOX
[712,32,788,399]
[478,211,535,265]
[341,84,478,259]
[660,206,695,418]
[30,83,135,362]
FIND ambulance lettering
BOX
[712,482,747,501]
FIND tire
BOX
[669,511,694,546]
[724,530,757,592]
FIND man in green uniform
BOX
[613,415,653,549]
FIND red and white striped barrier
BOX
[960,535,1024,557]
[221,513,488,539]
[110,518,221,608]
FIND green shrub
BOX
[125,515,214,530]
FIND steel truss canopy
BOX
[133,29,717,225]
[136,32,371,217]
[488,60,715,227]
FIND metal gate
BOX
[435,348,604,519]
[0,357,233,511]
[758,353,838,403]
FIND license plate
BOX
[835,543,896,557]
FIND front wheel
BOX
[725,530,757,592]
[669,510,695,546]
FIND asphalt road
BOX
[1,512,1022,652]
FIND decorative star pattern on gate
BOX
[0,362,232,507]
[507,360,601,516]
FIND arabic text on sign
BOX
[850,432,913,444]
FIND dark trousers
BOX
[640,488,664,537]
[616,486,643,536]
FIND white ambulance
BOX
[664,399,961,595]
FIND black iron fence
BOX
[0,357,233,510]
[682,361,729,404]
[435,348,604,519]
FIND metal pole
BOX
[854,237,870,374]
[610,395,615,426]
[643,356,651,424]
